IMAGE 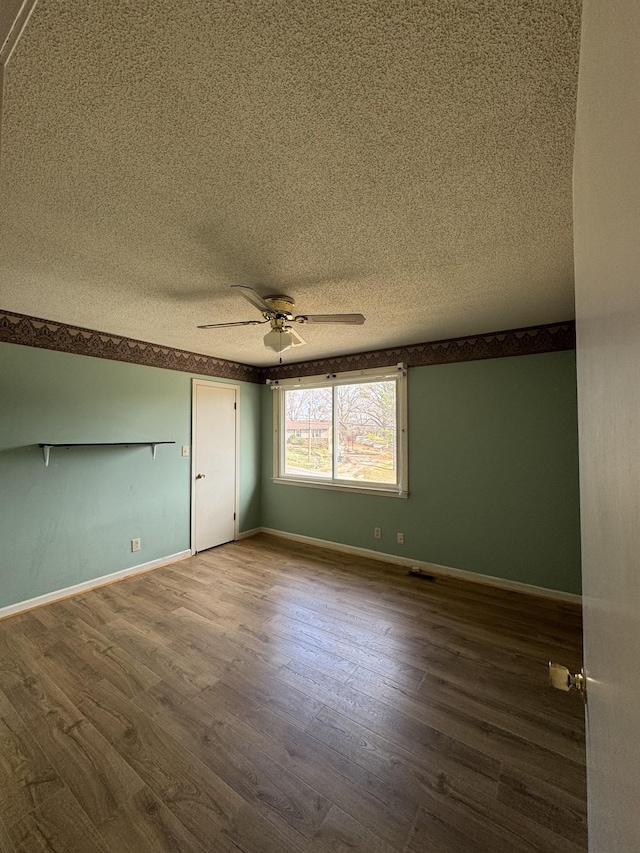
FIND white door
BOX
[192,381,237,552]
[573,1,640,850]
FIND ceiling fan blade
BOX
[294,313,366,325]
[231,284,273,314]
[197,320,267,329]
[288,326,306,346]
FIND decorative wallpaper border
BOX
[264,321,576,381]
[0,309,575,384]
[0,310,263,384]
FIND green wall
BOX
[0,343,261,609]
[0,342,581,608]
[261,351,582,594]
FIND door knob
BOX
[548,661,586,701]
[196,473,206,480]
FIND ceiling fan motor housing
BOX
[264,295,295,318]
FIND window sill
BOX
[272,476,408,498]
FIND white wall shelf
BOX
[38,442,175,467]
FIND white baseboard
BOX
[236,527,262,541]
[0,531,580,620]
[0,550,192,621]
[259,528,582,604]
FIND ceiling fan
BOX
[197,285,366,356]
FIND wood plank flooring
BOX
[0,534,587,852]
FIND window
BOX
[270,365,408,497]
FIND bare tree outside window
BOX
[336,381,396,483]
[282,381,396,485]
[276,368,406,494]
[284,387,332,477]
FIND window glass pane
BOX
[283,387,332,478]
[336,381,396,483]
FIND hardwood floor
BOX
[0,534,587,852]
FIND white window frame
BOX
[269,364,408,498]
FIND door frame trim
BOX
[191,379,239,555]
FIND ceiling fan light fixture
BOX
[263,328,294,353]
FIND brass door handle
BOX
[548,661,586,701]
[196,473,206,480]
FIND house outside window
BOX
[270,365,408,497]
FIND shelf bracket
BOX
[42,445,52,468]
[151,444,158,460]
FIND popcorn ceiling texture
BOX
[0,0,581,366]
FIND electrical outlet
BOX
[182,445,190,457]
[397,532,404,544]
[131,538,141,552]
[374,527,381,539]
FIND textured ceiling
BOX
[0,0,581,367]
